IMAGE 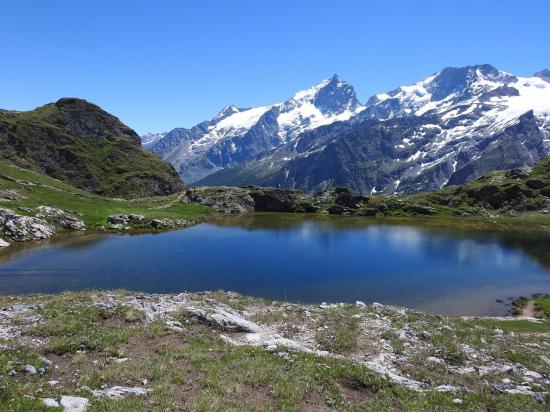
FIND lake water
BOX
[1,214,549,315]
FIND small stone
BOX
[452,398,462,404]
[502,378,512,384]
[24,364,37,375]
[0,238,9,247]
[40,356,52,366]
[265,344,277,351]
[8,370,16,377]
[420,331,432,340]
[42,398,60,408]
[38,367,46,376]
[492,328,504,337]
[524,370,542,379]
[47,380,59,386]
[60,396,89,412]
[355,301,366,308]
[142,379,148,386]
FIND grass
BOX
[1,291,550,411]
[315,305,360,354]
[26,292,140,356]
[470,319,550,334]
[0,162,208,228]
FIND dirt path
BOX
[521,301,543,317]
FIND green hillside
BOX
[0,98,185,198]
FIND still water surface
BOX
[1,214,549,315]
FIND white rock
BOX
[426,356,444,364]
[42,398,60,408]
[24,364,37,375]
[91,386,149,399]
[47,380,60,386]
[452,398,462,404]
[60,396,89,412]
[524,370,543,379]
[492,328,504,337]
[0,238,9,247]
[477,366,496,377]
[355,301,366,308]
[434,384,460,392]
[502,378,512,384]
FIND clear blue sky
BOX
[1,0,548,134]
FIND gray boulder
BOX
[0,208,55,241]
[107,214,146,225]
[35,206,86,230]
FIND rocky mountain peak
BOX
[216,105,242,120]
[534,69,550,82]
[427,64,514,101]
[313,74,362,115]
[51,98,140,145]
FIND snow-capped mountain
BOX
[199,65,550,194]
[140,132,166,149]
[148,75,364,183]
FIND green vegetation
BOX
[319,156,550,226]
[0,98,184,198]
[0,162,207,228]
[534,295,550,317]
[315,305,360,354]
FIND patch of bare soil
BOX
[521,301,544,318]
[336,376,377,406]
[299,391,333,412]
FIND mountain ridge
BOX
[0,98,185,198]
[145,75,365,184]
[195,64,550,194]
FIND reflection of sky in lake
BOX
[0,216,549,316]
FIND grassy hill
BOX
[0,162,206,228]
[0,98,185,198]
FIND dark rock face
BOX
[53,98,141,145]
[0,98,185,198]
[427,64,515,101]
[534,69,550,82]
[526,179,546,189]
[313,75,361,115]
[249,188,305,212]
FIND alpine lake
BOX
[1,213,549,316]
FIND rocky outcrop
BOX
[189,186,317,214]
[0,206,87,244]
[0,208,55,241]
[105,214,194,230]
[35,206,86,230]
[107,214,145,225]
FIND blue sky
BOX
[1,0,549,134]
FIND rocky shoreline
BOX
[1,291,548,410]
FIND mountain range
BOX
[145,65,550,194]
